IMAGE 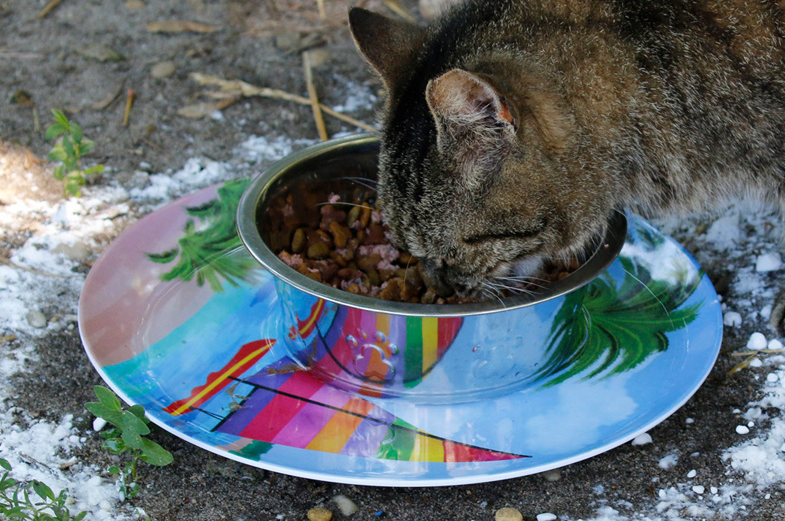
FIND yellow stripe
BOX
[421,317,439,372]
[173,344,270,415]
[376,313,391,355]
[299,299,324,335]
[411,432,445,462]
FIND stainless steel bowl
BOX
[237,133,627,402]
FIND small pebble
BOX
[769,339,784,350]
[736,425,750,435]
[332,495,358,516]
[92,417,107,432]
[541,468,562,482]
[711,486,719,494]
[692,485,705,495]
[755,252,782,272]
[150,61,177,79]
[537,514,558,521]
[26,310,47,328]
[687,469,697,478]
[723,311,742,327]
[767,373,779,383]
[747,332,767,350]
[495,507,523,521]
[631,433,652,446]
[307,507,333,521]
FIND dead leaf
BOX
[10,89,35,107]
[76,43,126,62]
[177,97,238,118]
[147,20,220,34]
[91,81,124,110]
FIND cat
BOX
[348,0,785,333]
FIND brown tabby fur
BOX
[349,0,785,332]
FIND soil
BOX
[1,1,784,520]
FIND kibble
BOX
[272,191,576,303]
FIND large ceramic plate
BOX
[79,179,722,486]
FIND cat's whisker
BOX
[314,201,370,209]
[339,176,379,192]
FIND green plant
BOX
[85,386,173,499]
[0,458,87,520]
[45,109,105,197]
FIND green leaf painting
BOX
[146,178,258,292]
[534,231,704,387]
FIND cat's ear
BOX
[426,69,518,175]
[349,8,426,88]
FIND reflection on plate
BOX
[79,179,722,486]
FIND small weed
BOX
[45,109,105,197]
[0,458,87,521]
[85,386,173,500]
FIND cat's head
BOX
[350,8,615,298]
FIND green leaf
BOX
[32,480,54,501]
[79,139,95,155]
[84,402,124,428]
[93,386,121,410]
[66,171,86,184]
[1,477,17,489]
[62,135,75,158]
[47,146,67,162]
[51,109,70,128]
[121,429,145,450]
[74,512,88,521]
[139,438,174,466]
[45,123,66,140]
[108,465,120,475]
[128,404,148,423]
[0,458,10,471]
[83,164,105,176]
[146,248,180,264]
[102,438,127,454]
[120,410,150,436]
[52,164,65,180]
[71,122,83,143]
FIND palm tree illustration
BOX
[533,239,703,387]
[146,178,259,292]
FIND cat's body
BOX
[349,1,785,329]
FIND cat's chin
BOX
[510,255,545,279]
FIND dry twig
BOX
[316,0,326,19]
[188,73,377,132]
[727,353,759,375]
[123,88,136,127]
[303,51,329,141]
[37,0,65,19]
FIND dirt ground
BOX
[2,0,784,520]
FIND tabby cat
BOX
[349,0,785,332]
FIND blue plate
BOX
[79,180,722,486]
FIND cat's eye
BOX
[463,220,546,246]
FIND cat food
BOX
[268,191,577,304]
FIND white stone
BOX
[769,339,784,350]
[332,495,358,516]
[631,433,653,446]
[747,332,768,350]
[736,425,750,435]
[756,252,782,272]
[723,311,742,327]
[692,485,705,495]
[93,417,107,432]
[687,469,697,478]
[26,309,47,328]
[537,514,558,521]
